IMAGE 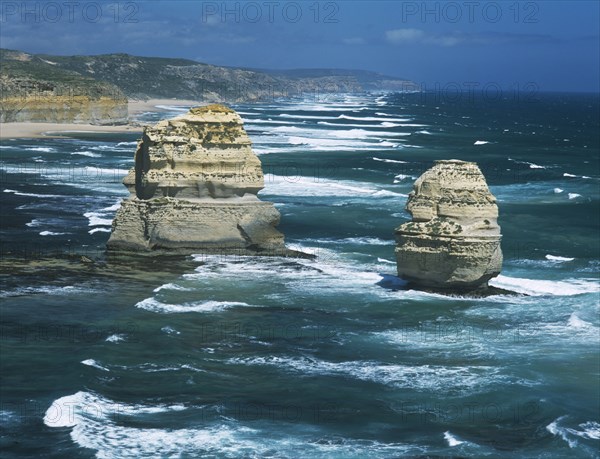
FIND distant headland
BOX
[0,48,417,129]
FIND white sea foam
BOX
[567,313,593,329]
[377,258,396,264]
[105,334,126,343]
[286,135,401,151]
[161,326,181,335]
[489,275,599,296]
[416,130,432,135]
[226,356,521,393]
[4,189,64,198]
[474,140,489,145]
[136,297,252,313]
[25,147,56,152]
[302,237,392,247]
[263,175,404,198]
[545,255,575,262]
[84,212,113,227]
[564,173,577,178]
[271,126,409,139]
[89,228,112,234]
[547,418,600,447]
[568,193,581,200]
[153,283,194,293]
[39,231,65,236]
[72,151,102,158]
[100,201,122,212]
[44,391,186,429]
[444,431,464,447]
[546,417,578,448]
[81,359,110,372]
[328,128,411,138]
[243,119,298,125]
[373,157,408,164]
[317,121,424,128]
[279,114,338,120]
[43,391,422,458]
[338,115,411,122]
[26,219,42,227]
[554,188,564,194]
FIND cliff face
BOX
[1,49,417,104]
[395,160,502,291]
[0,50,128,124]
[107,105,290,255]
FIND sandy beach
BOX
[0,99,202,139]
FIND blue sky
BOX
[1,1,599,92]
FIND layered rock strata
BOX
[0,76,127,124]
[395,160,502,291]
[107,105,291,255]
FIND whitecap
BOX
[84,211,113,227]
[105,334,126,343]
[25,147,55,152]
[153,283,194,293]
[568,193,581,200]
[100,201,122,212]
[474,140,489,145]
[4,189,64,198]
[43,390,423,457]
[567,313,593,329]
[161,326,181,335]
[545,255,574,262]
[226,356,522,393]
[81,359,110,372]
[39,231,65,236]
[564,173,577,178]
[71,151,101,158]
[338,114,411,122]
[89,228,112,234]
[43,391,186,429]
[136,297,252,314]
[547,416,579,448]
[377,258,396,264]
[489,275,599,296]
[444,431,464,447]
[263,175,401,198]
[26,219,42,227]
[394,174,413,182]
[554,188,564,194]
[373,157,408,164]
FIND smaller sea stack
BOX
[395,160,502,292]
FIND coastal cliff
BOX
[0,50,127,125]
[1,48,417,107]
[107,105,293,255]
[395,160,503,291]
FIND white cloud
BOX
[385,28,425,44]
[385,28,557,47]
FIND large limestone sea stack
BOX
[395,160,502,292]
[108,105,290,255]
